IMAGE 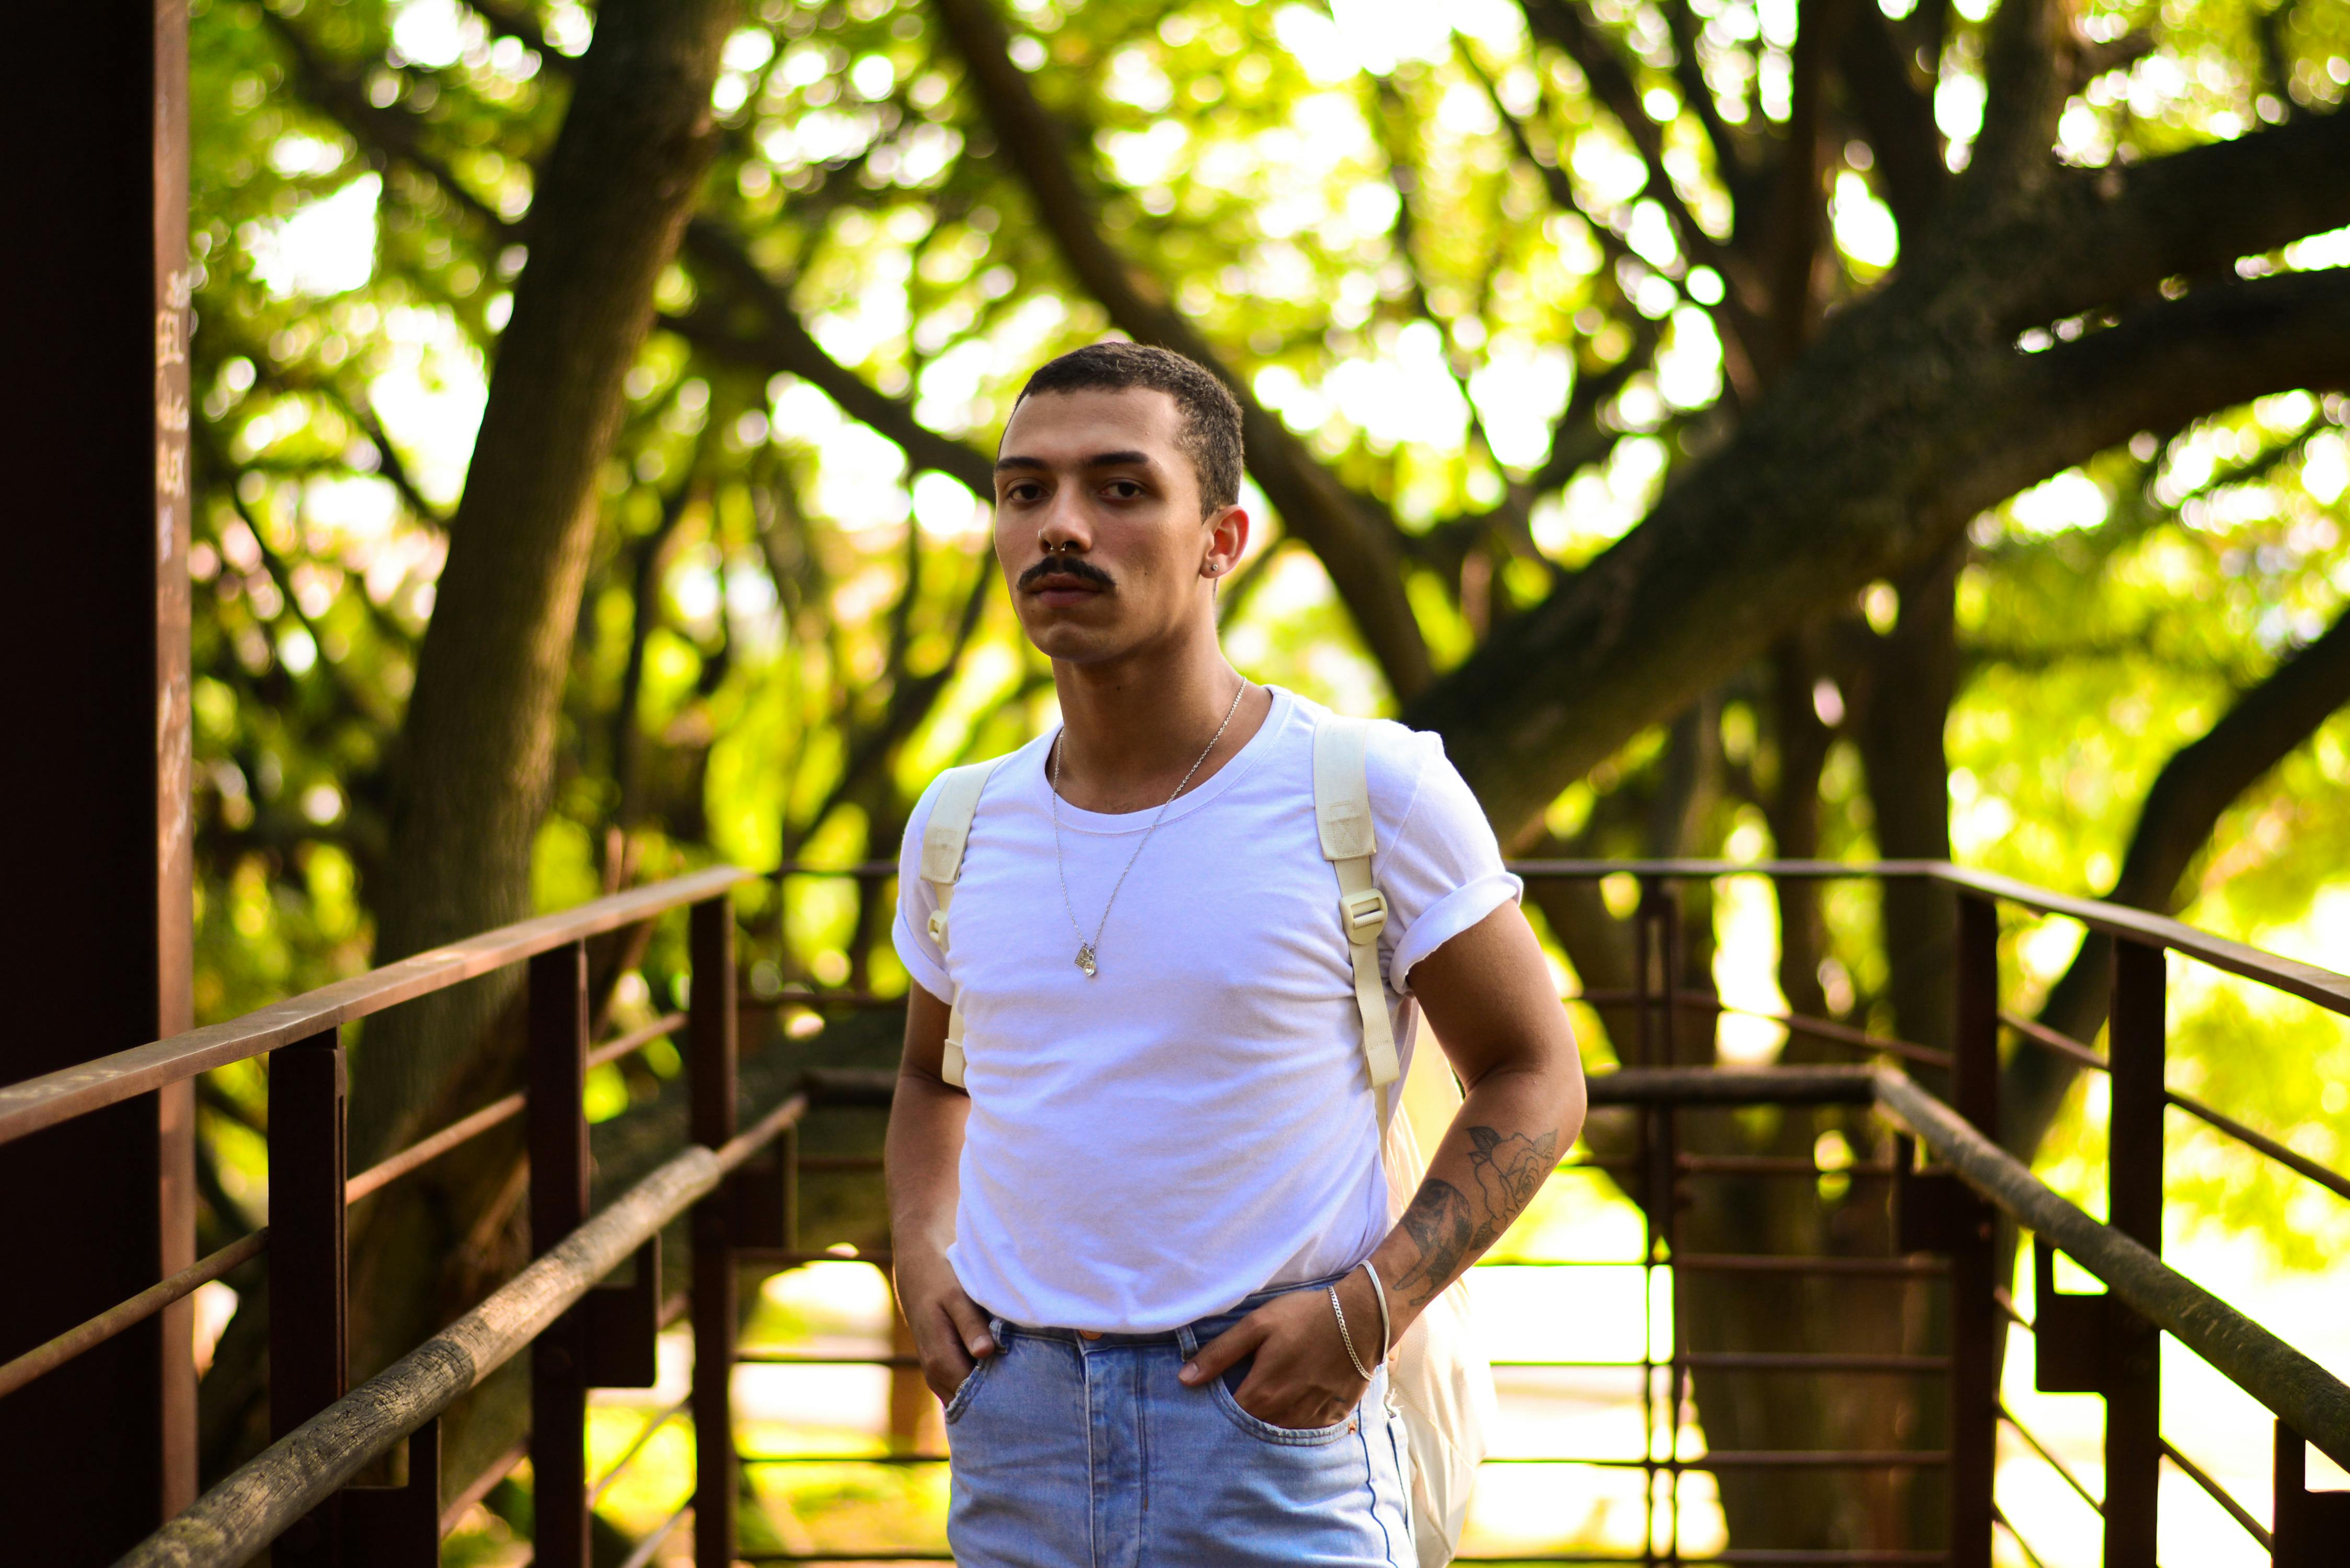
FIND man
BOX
[885,341,1586,1565]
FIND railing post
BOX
[529,941,592,1568]
[1948,894,2000,1568]
[2106,938,2166,1568]
[1634,878,1679,1069]
[2275,1419,2350,1564]
[270,1028,349,1567]
[689,897,739,1568]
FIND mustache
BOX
[1018,555,1116,592]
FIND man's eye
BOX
[1106,480,1143,499]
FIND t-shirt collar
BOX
[1030,684,1296,834]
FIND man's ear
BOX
[1203,502,1250,578]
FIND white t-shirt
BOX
[893,686,1520,1332]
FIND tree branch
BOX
[2255,0,2303,119]
[462,0,560,64]
[793,551,995,850]
[1372,78,1505,465]
[1510,0,1769,395]
[669,223,997,495]
[2001,601,2350,1162]
[926,0,1435,697]
[1517,0,1730,275]
[1976,107,2350,336]
[1836,3,1946,235]
[1661,0,1746,193]
[346,393,451,528]
[610,466,700,842]
[1761,0,1856,370]
[260,4,520,238]
[1459,38,1634,271]
[1406,259,2350,837]
[1987,269,2350,501]
[1958,0,2069,201]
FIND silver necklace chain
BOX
[1050,680,1248,978]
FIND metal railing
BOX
[722,858,2350,1566]
[1515,860,2350,1567]
[9,858,2350,1564]
[0,866,784,1568]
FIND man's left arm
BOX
[1181,902,1586,1425]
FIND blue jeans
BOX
[943,1279,1414,1566]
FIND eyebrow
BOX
[993,449,1160,472]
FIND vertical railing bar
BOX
[690,896,740,1568]
[1948,893,2000,1567]
[1660,875,1684,1566]
[1640,1116,1657,1568]
[2105,938,2166,1568]
[269,1028,349,1567]
[1632,878,1662,1566]
[528,940,592,1568]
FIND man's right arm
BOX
[886,982,997,1399]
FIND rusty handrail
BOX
[113,1089,808,1568]
[2000,1009,2350,1203]
[0,1230,266,1401]
[1871,1068,2350,1468]
[1934,864,2350,1016]
[0,867,751,1149]
[775,855,2350,1018]
[342,1010,687,1205]
[1507,857,1951,879]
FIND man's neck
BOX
[1049,630,1271,815]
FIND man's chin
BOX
[1024,622,1135,665]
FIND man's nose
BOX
[1034,487,1092,555]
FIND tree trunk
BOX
[192,0,741,1490]
[354,0,738,1166]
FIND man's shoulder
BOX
[1280,690,1445,826]
[906,735,1046,830]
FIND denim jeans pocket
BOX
[943,1320,1009,1425]
[1180,1326,1358,1447]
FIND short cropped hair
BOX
[1015,342,1244,516]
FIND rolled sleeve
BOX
[1368,725,1522,994]
[1389,870,1523,988]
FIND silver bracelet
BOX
[1361,1261,1392,1366]
[1328,1284,1373,1380]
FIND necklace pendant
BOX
[1075,944,1098,978]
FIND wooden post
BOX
[1946,894,2000,1567]
[0,2,197,1554]
[689,897,738,1568]
[1633,878,1679,1069]
[2105,939,2166,1568]
[529,942,592,1568]
[269,1030,349,1566]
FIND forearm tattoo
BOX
[1390,1125,1559,1306]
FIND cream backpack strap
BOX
[918,756,1008,1087]
[1312,714,1401,1123]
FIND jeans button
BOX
[1079,1330,1102,1340]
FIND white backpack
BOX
[917,713,1493,1567]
